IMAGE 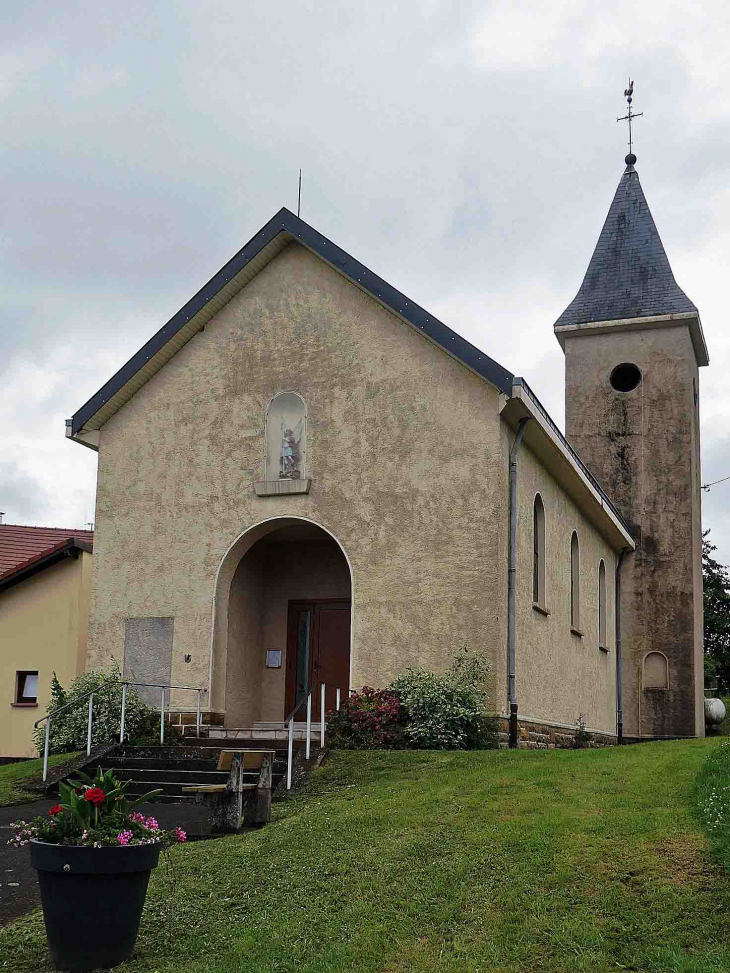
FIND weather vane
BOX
[617,79,643,163]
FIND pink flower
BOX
[144,817,159,831]
[130,812,146,824]
[116,830,134,846]
[174,827,187,843]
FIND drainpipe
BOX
[615,548,627,744]
[508,417,531,749]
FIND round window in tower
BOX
[610,363,642,392]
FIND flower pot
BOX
[30,839,161,971]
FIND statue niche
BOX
[265,392,306,482]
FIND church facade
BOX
[67,153,707,745]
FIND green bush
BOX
[33,665,160,755]
[329,646,497,751]
[391,646,496,750]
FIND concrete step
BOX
[114,775,285,799]
[104,756,220,772]
[110,768,230,785]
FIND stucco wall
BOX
[563,325,703,737]
[87,243,506,714]
[0,554,90,758]
[503,421,618,735]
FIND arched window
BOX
[265,392,306,482]
[598,560,607,649]
[533,494,546,608]
[644,652,669,690]
[570,531,580,632]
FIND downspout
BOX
[508,417,531,749]
[615,548,627,744]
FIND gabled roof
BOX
[0,525,94,576]
[554,161,708,364]
[67,208,514,447]
[0,528,93,593]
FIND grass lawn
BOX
[0,754,79,807]
[3,739,730,972]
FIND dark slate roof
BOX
[555,162,697,327]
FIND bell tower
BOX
[554,108,709,738]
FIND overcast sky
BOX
[3,1,729,564]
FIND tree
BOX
[703,531,730,695]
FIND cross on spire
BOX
[617,78,643,164]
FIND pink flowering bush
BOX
[326,687,408,749]
[8,767,186,850]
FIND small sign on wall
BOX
[265,649,282,669]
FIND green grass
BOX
[696,734,730,871]
[0,754,79,807]
[3,740,730,972]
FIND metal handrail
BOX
[35,680,208,782]
[285,682,352,790]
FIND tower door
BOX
[286,600,350,721]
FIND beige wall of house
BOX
[0,553,91,758]
[500,422,618,735]
[87,243,506,716]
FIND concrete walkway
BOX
[0,799,215,927]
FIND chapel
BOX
[67,141,708,747]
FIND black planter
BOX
[30,840,161,971]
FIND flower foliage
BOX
[8,767,186,849]
[326,688,408,749]
[328,646,497,751]
[32,664,160,755]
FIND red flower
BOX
[48,805,63,816]
[84,787,106,807]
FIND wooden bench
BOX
[182,749,276,832]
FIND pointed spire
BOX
[555,163,697,328]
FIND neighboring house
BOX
[0,526,93,758]
[64,149,706,746]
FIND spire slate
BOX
[555,163,697,327]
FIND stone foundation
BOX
[497,718,616,749]
[166,711,225,728]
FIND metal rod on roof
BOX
[297,169,302,218]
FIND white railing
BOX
[34,681,208,782]
[284,682,351,790]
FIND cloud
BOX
[1,0,729,567]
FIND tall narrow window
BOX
[598,560,607,649]
[570,532,581,632]
[533,494,546,608]
[265,392,306,481]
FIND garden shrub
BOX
[391,646,496,750]
[326,687,408,749]
[33,665,160,755]
[329,646,497,751]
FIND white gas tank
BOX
[705,697,727,726]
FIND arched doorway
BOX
[210,518,352,728]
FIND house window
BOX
[570,532,581,633]
[644,652,669,690]
[598,560,607,649]
[265,392,306,481]
[15,671,38,704]
[533,494,546,609]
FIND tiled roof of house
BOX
[0,525,94,576]
[555,161,698,327]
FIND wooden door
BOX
[286,600,350,720]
